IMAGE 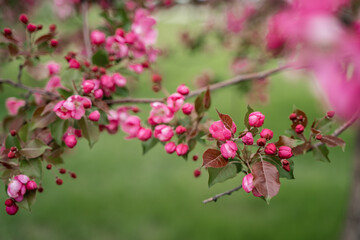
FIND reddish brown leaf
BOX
[216,109,233,131]
[292,142,311,156]
[203,87,211,109]
[311,128,320,134]
[202,149,228,168]
[31,107,57,129]
[275,135,296,148]
[8,43,19,56]
[252,161,280,199]
[35,33,55,45]
[94,99,110,114]
[320,135,346,148]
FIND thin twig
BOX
[81,0,92,61]
[17,64,24,84]
[202,185,243,204]
[106,65,287,104]
[0,78,58,98]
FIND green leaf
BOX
[244,105,254,130]
[79,118,100,148]
[114,87,129,97]
[92,49,109,67]
[5,134,21,149]
[208,162,241,187]
[19,139,51,159]
[194,92,205,115]
[18,123,29,142]
[263,156,295,179]
[19,158,42,179]
[57,89,73,99]
[313,145,330,162]
[142,138,159,155]
[50,119,69,145]
[17,190,36,212]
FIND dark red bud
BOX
[38,187,44,193]
[91,66,98,72]
[194,169,201,178]
[50,39,58,47]
[152,85,161,92]
[59,168,66,174]
[70,172,77,179]
[3,28,12,35]
[5,199,14,207]
[316,134,323,140]
[327,111,335,118]
[10,130,17,136]
[289,113,297,120]
[49,24,57,32]
[19,14,29,24]
[257,138,266,147]
[46,164,52,170]
[192,155,198,161]
[37,24,43,30]
[99,67,106,74]
[7,151,15,159]
[56,178,63,185]
[152,74,162,83]
[10,147,17,152]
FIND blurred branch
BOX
[0,78,58,98]
[202,185,243,204]
[17,63,24,84]
[106,65,287,104]
[81,0,92,61]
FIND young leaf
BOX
[79,118,100,148]
[203,87,211,110]
[19,158,42,179]
[313,145,330,162]
[50,119,69,145]
[292,142,311,156]
[208,162,242,187]
[320,135,346,150]
[5,134,21,149]
[244,105,254,130]
[17,190,36,212]
[31,110,57,130]
[92,49,109,67]
[142,137,159,155]
[252,161,280,200]
[202,149,228,168]
[35,33,55,45]
[275,135,297,148]
[19,139,51,159]
[114,87,129,97]
[216,109,233,131]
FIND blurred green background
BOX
[0,5,355,240]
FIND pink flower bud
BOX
[47,61,61,75]
[125,32,137,44]
[69,59,80,69]
[3,28,12,35]
[257,138,266,146]
[121,116,141,139]
[100,74,114,89]
[8,151,15,159]
[242,173,254,193]
[176,144,188,156]
[90,30,106,45]
[27,23,37,32]
[94,89,104,99]
[289,113,297,120]
[194,169,201,178]
[65,135,77,148]
[209,120,237,141]
[26,180,37,191]
[5,199,14,207]
[260,128,273,140]
[50,39,58,47]
[167,93,185,112]
[112,73,127,87]
[295,124,304,134]
[154,125,174,142]
[89,110,100,122]
[327,111,335,118]
[182,103,194,115]
[82,80,95,94]
[19,14,28,24]
[220,141,238,159]
[176,84,190,95]
[165,142,176,154]
[137,128,152,141]
[278,146,292,159]
[281,159,290,172]
[264,143,277,155]
[175,125,186,134]
[316,134,322,140]
[6,204,19,215]
[248,111,265,127]
[49,24,56,32]
[242,132,254,145]
[152,74,162,83]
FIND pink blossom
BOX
[90,30,106,45]
[264,143,277,155]
[45,76,65,92]
[47,61,61,75]
[131,8,157,46]
[7,175,28,201]
[100,74,115,91]
[176,143,189,156]
[242,132,254,145]
[209,120,237,141]
[165,142,176,153]
[248,112,265,127]
[137,128,152,141]
[6,97,26,116]
[182,103,194,115]
[167,93,185,112]
[112,73,127,87]
[94,89,104,99]
[14,175,30,184]
[260,128,273,140]
[82,80,96,94]
[278,146,293,159]
[105,36,128,59]
[67,95,92,120]
[89,110,101,122]
[54,100,73,120]
[154,125,174,142]
[121,116,141,139]
[64,135,77,148]
[176,84,190,95]
[175,125,186,134]
[242,173,254,193]
[226,5,255,34]
[128,64,144,74]
[220,141,238,159]
[148,102,174,125]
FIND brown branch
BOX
[202,185,243,204]
[17,63,24,84]
[0,79,58,98]
[106,65,287,104]
[81,0,92,61]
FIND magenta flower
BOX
[242,173,254,193]
[154,125,174,142]
[90,30,105,45]
[167,93,185,112]
[176,143,189,156]
[105,36,128,59]
[131,8,157,46]
[137,128,152,141]
[220,141,238,159]
[5,97,26,116]
[148,102,174,125]
[278,146,293,159]
[165,142,176,154]
[242,132,254,145]
[182,103,194,115]
[209,120,237,141]
[248,112,265,127]
[121,116,141,139]
[47,61,61,75]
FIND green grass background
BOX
[0,5,355,240]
